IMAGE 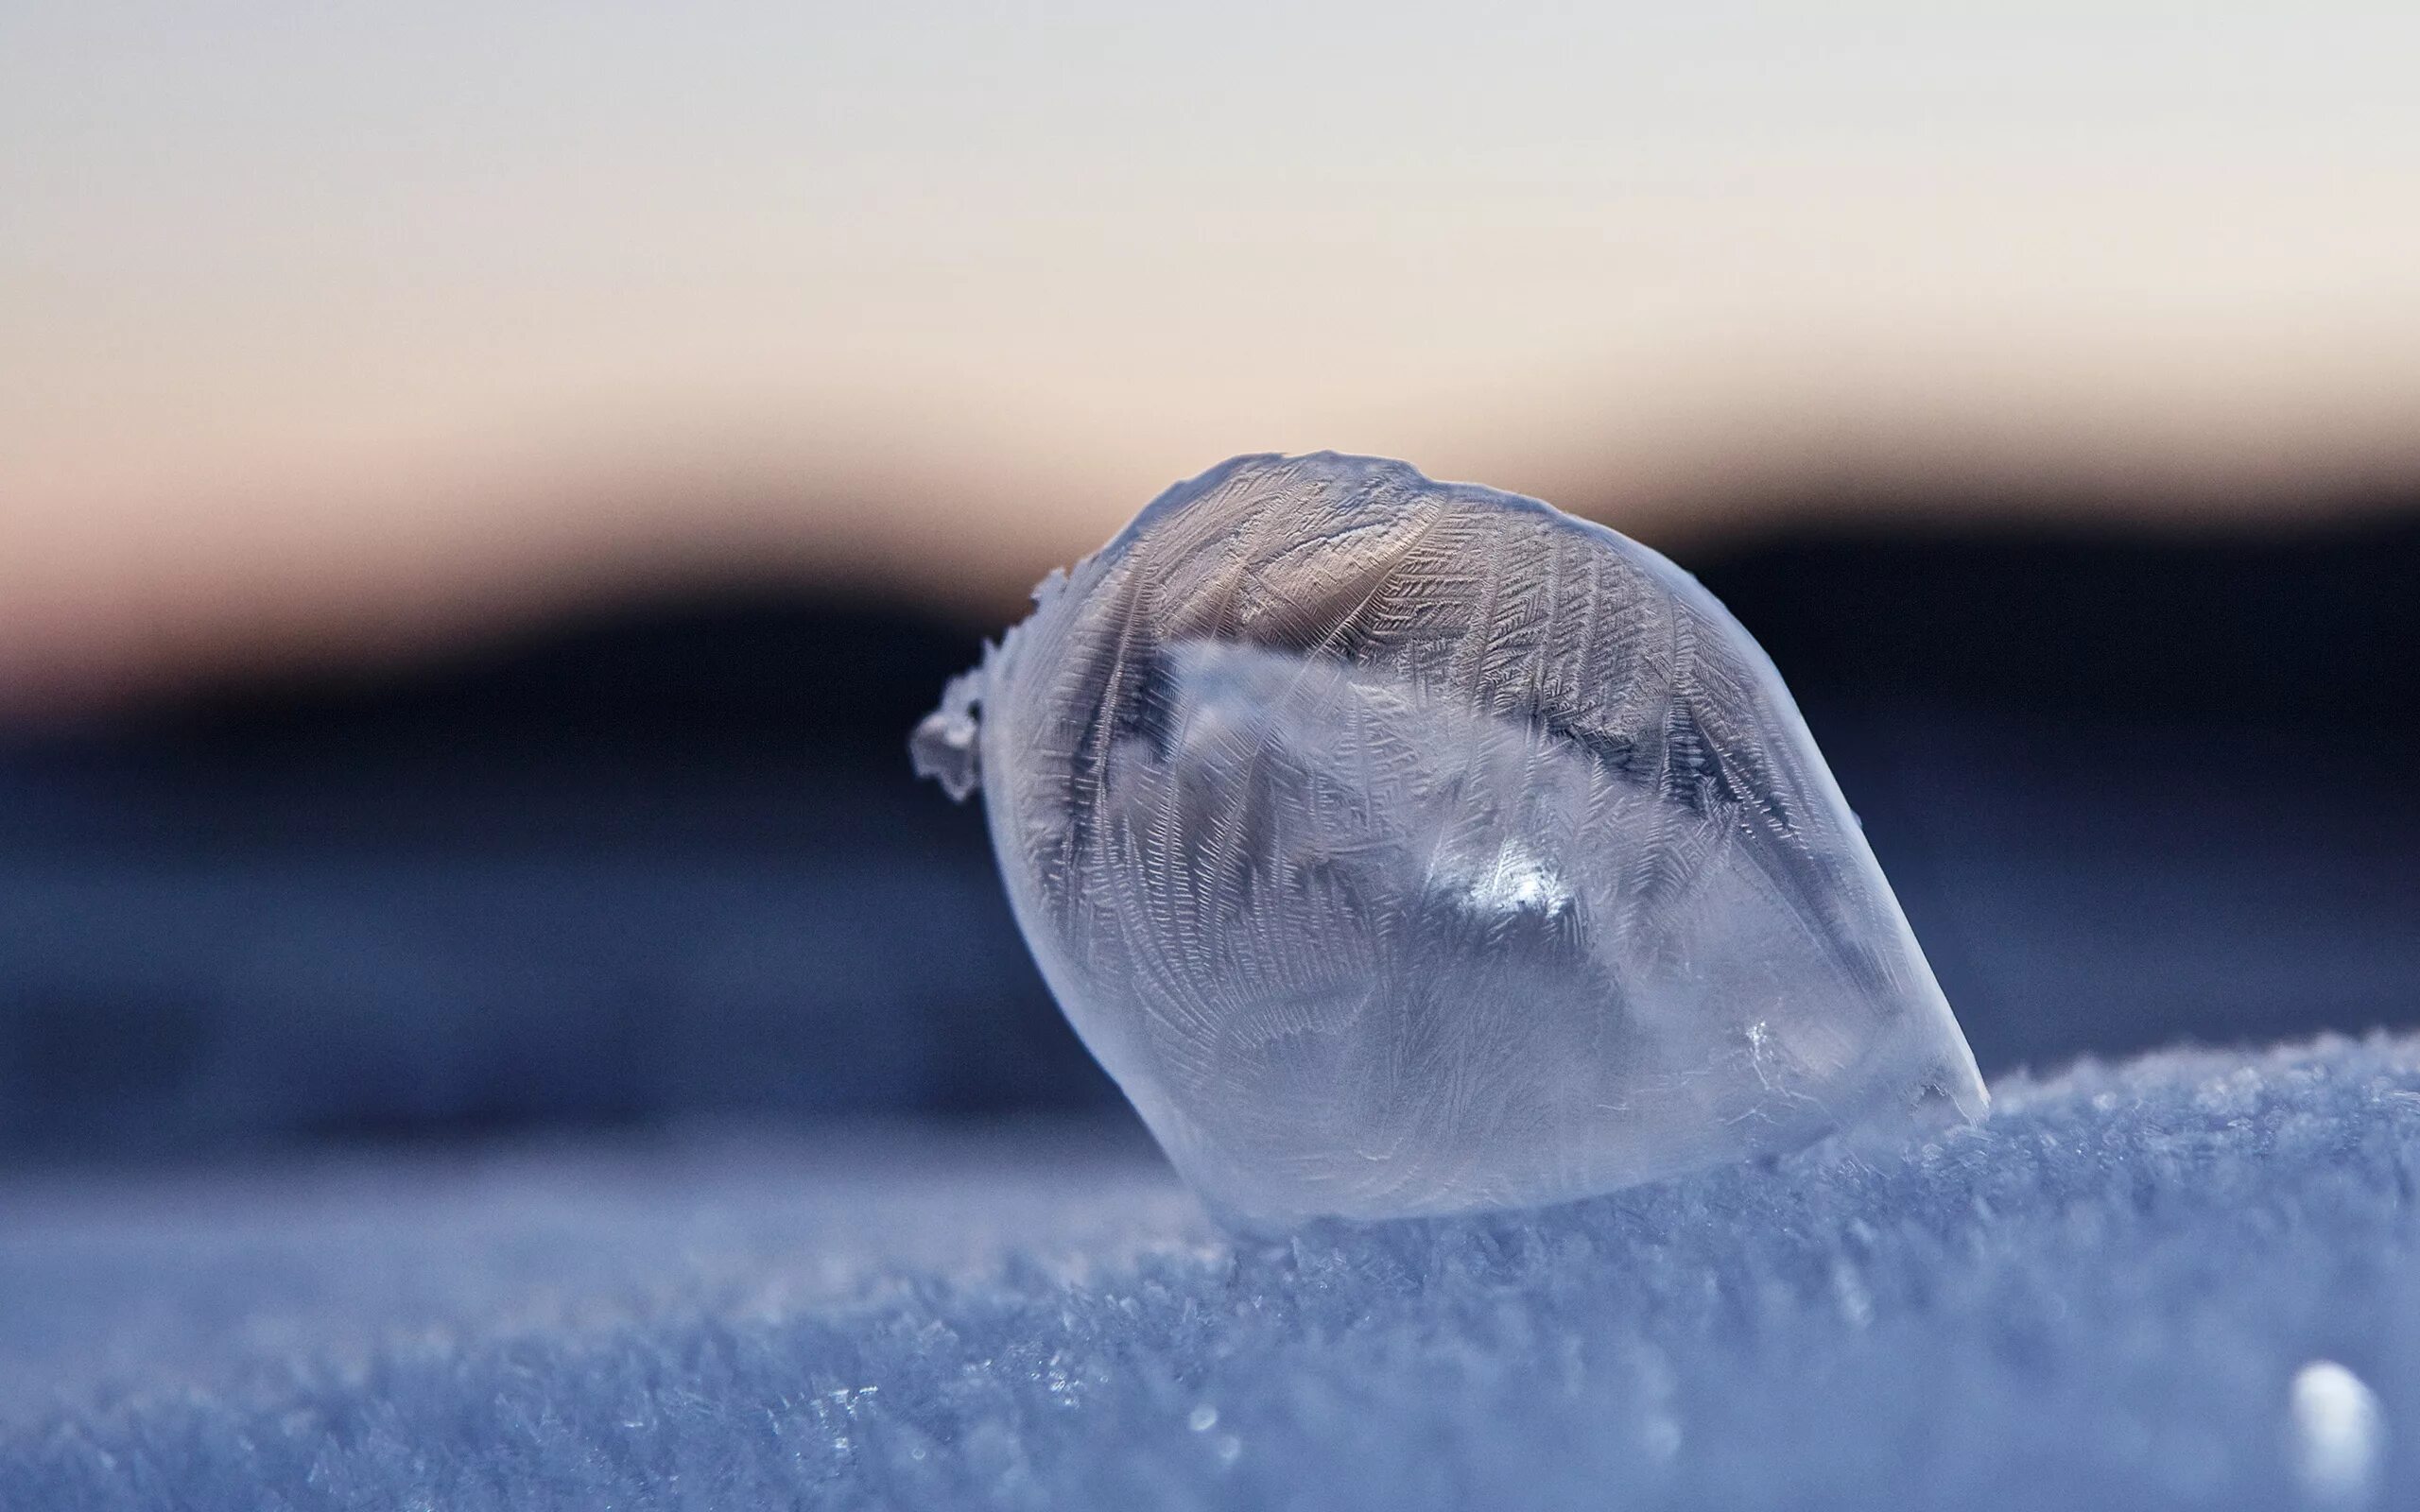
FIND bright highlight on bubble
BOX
[916,453,1986,1228]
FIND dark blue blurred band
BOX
[2,517,2413,1160]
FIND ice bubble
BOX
[914,454,1986,1228]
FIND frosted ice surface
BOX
[914,453,1986,1228]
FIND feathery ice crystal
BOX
[915,454,1986,1228]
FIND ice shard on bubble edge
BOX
[914,453,1987,1229]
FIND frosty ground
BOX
[5,1033,2416,1511]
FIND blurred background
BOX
[2,3,2414,1162]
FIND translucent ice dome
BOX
[915,454,1985,1228]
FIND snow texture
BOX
[918,453,1984,1227]
[7,1032,2420,1510]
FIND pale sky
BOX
[5,3,2419,702]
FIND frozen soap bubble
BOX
[914,454,1986,1229]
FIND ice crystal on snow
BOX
[915,454,1984,1227]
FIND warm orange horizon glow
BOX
[9,5,2420,710]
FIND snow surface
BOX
[7,1033,2420,1510]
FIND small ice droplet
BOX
[2291,1360,2385,1507]
[909,671,985,801]
[916,453,1986,1228]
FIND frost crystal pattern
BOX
[914,454,1986,1228]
